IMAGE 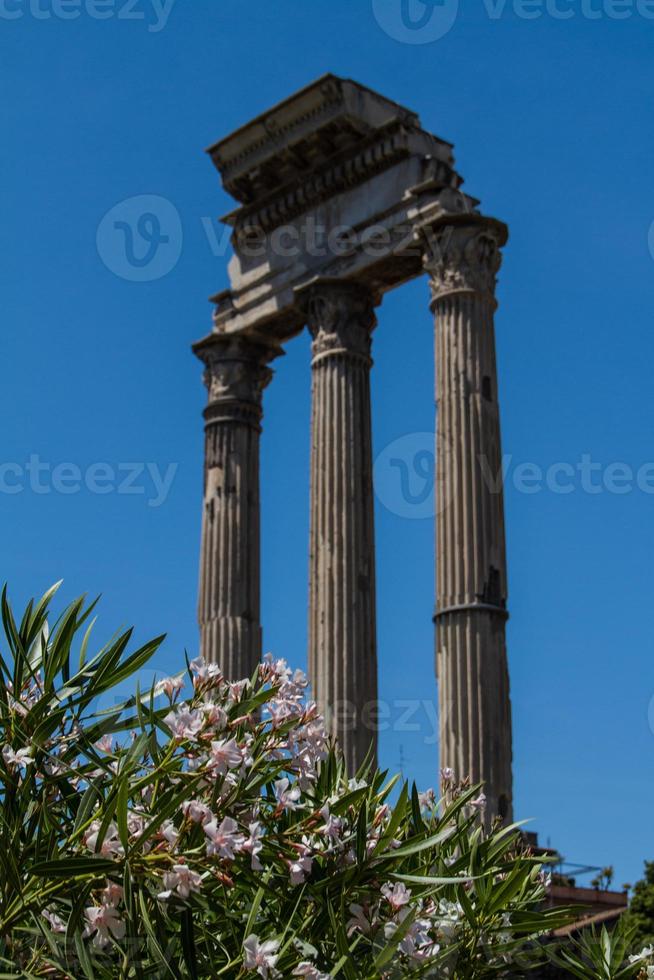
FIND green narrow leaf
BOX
[73,779,104,838]
[244,882,266,940]
[31,857,119,878]
[116,775,130,853]
[411,782,425,834]
[385,824,456,860]
[326,900,357,980]
[355,798,368,864]
[373,781,408,854]
[138,891,179,978]
[78,616,98,671]
[180,908,199,979]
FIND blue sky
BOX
[2,0,653,889]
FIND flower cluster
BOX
[59,655,548,974]
[631,945,654,978]
[0,587,574,978]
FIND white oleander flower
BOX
[208,737,243,775]
[382,881,412,912]
[243,934,280,978]
[158,864,203,900]
[204,816,246,859]
[2,745,34,772]
[164,703,204,741]
[274,777,301,811]
[83,904,126,949]
[42,909,66,933]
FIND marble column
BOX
[303,280,378,774]
[424,218,513,822]
[194,334,278,680]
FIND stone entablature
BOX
[206,75,422,205]
[202,74,475,340]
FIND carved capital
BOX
[422,221,504,306]
[195,336,278,423]
[300,281,377,363]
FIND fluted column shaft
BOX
[304,281,378,774]
[425,218,513,822]
[195,335,277,680]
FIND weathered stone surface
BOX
[425,217,513,823]
[205,74,469,340]
[206,74,421,207]
[301,279,379,774]
[194,334,281,679]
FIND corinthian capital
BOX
[194,334,279,418]
[299,280,378,363]
[422,218,507,306]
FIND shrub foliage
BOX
[0,585,647,978]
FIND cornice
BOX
[222,126,457,238]
[206,74,422,205]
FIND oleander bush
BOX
[0,583,644,978]
[547,918,654,980]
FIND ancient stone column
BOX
[424,217,513,822]
[194,334,278,680]
[303,280,378,774]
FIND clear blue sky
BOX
[2,0,653,889]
